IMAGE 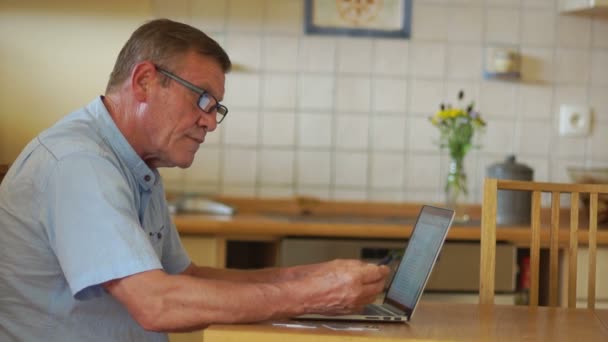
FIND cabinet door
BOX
[181,234,226,268]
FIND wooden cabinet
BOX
[180,235,226,268]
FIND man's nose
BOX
[198,112,217,132]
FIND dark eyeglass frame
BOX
[155,66,228,124]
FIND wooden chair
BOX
[479,178,608,308]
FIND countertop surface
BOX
[172,197,608,246]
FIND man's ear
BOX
[131,62,156,102]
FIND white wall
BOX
[2,0,608,204]
[0,0,151,163]
[155,0,608,203]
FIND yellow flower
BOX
[435,110,448,120]
[429,90,487,159]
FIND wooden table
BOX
[597,309,608,330]
[202,303,608,342]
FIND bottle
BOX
[515,256,530,305]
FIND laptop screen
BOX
[384,205,454,314]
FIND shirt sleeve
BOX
[41,153,162,300]
[142,178,191,274]
[161,220,191,274]
[156,180,191,274]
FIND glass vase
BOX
[445,157,470,222]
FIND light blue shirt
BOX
[0,97,191,341]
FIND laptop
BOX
[295,205,455,323]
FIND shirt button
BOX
[144,175,151,182]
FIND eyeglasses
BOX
[155,66,228,124]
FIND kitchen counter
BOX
[173,197,608,269]
[175,213,608,246]
[174,196,608,247]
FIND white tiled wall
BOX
[154,0,608,203]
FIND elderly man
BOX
[0,19,388,341]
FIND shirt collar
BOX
[87,96,157,191]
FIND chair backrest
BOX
[479,178,608,308]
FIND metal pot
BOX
[486,155,534,226]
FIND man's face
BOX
[144,52,226,168]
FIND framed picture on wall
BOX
[304,0,412,39]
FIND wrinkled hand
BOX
[298,259,390,315]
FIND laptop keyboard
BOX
[362,304,398,316]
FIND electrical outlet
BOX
[559,105,591,137]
